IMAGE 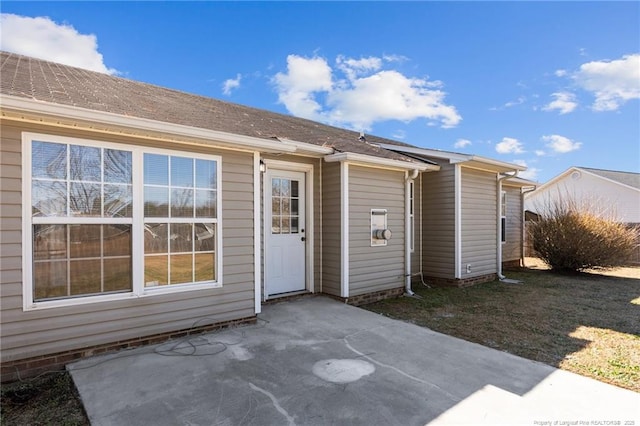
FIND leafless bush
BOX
[529,196,637,272]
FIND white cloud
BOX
[543,91,578,114]
[222,74,242,96]
[555,69,568,77]
[490,96,526,111]
[273,54,461,131]
[0,13,117,74]
[535,150,546,156]
[542,134,582,153]
[392,129,406,140]
[495,137,525,154]
[572,54,640,111]
[454,138,472,149]
[512,160,539,181]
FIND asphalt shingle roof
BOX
[580,167,640,190]
[0,51,426,165]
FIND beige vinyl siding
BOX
[0,121,256,362]
[502,185,523,263]
[348,166,404,296]
[321,161,341,296]
[461,167,497,277]
[421,163,455,278]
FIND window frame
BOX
[22,133,223,311]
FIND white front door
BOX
[265,169,306,296]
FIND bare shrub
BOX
[529,196,637,272]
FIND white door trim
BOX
[263,159,314,299]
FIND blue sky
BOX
[1,2,639,182]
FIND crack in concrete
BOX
[248,382,296,426]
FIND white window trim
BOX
[22,132,222,311]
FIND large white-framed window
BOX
[22,133,222,310]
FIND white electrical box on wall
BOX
[371,209,391,246]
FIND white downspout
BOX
[497,171,518,279]
[405,169,419,296]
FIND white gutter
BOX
[325,152,437,172]
[497,171,519,279]
[1,95,296,154]
[404,169,419,296]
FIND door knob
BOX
[301,236,306,242]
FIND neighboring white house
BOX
[525,167,640,224]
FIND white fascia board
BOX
[1,95,296,154]
[324,152,438,172]
[278,138,334,156]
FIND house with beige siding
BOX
[0,52,531,380]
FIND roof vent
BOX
[358,132,366,142]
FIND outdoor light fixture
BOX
[259,159,266,173]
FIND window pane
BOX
[104,258,132,292]
[282,198,290,215]
[70,145,101,181]
[282,217,290,234]
[291,199,299,215]
[171,157,193,187]
[32,141,66,179]
[170,254,193,284]
[291,217,299,233]
[33,261,67,300]
[272,178,281,196]
[70,225,101,258]
[33,224,67,260]
[170,223,193,253]
[291,180,299,197]
[195,159,216,189]
[144,223,168,254]
[104,225,131,257]
[105,184,133,217]
[32,180,67,217]
[144,154,168,185]
[281,179,290,197]
[144,186,169,217]
[272,216,280,234]
[194,253,214,282]
[171,188,194,217]
[145,255,168,286]
[194,223,215,252]
[70,259,101,295]
[272,197,281,215]
[195,189,216,218]
[70,182,101,216]
[104,149,132,184]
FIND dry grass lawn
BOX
[363,258,640,392]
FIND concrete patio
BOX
[69,296,639,425]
